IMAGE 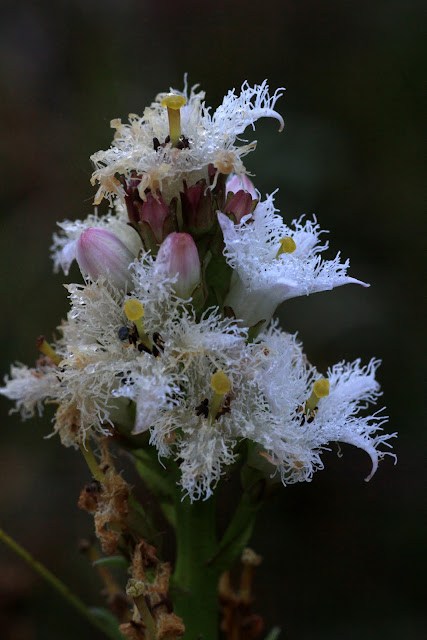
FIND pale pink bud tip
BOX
[226,174,258,199]
[76,228,135,290]
[157,232,201,300]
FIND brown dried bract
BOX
[119,621,146,640]
[94,468,129,555]
[132,539,159,581]
[54,402,81,447]
[78,480,102,512]
[127,559,185,639]
[219,548,264,640]
[156,611,186,640]
[78,445,130,555]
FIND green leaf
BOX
[92,555,128,569]
[134,451,175,499]
[210,490,262,574]
[88,607,125,640]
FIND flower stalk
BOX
[0,527,122,640]
[172,495,220,640]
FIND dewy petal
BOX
[113,368,180,435]
[212,80,285,136]
[225,271,298,327]
[0,364,60,420]
[226,173,258,199]
[253,328,395,487]
[218,199,368,326]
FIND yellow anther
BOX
[276,236,296,258]
[161,93,186,146]
[209,370,231,422]
[210,369,232,394]
[305,378,330,414]
[124,299,144,322]
[36,335,62,366]
[160,93,186,110]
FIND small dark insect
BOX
[118,326,130,341]
[195,398,209,418]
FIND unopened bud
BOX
[76,228,135,290]
[224,191,255,223]
[226,174,257,199]
[181,181,215,235]
[225,174,258,223]
[157,232,201,300]
[140,192,172,243]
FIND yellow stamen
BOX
[36,335,62,366]
[276,236,296,258]
[209,370,231,421]
[305,378,330,414]
[124,299,151,350]
[160,93,186,146]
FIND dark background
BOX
[0,1,425,638]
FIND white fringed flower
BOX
[1,78,395,501]
[90,79,284,205]
[253,325,396,484]
[0,364,60,419]
[218,193,367,326]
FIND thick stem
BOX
[172,496,220,640]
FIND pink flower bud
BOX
[76,228,135,290]
[140,192,171,243]
[223,191,255,223]
[180,181,215,235]
[226,173,257,199]
[156,232,201,300]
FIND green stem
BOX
[80,441,106,483]
[172,495,220,640]
[0,526,120,639]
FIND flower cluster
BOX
[1,80,395,500]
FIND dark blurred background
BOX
[0,1,425,638]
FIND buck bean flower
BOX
[1,78,395,502]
